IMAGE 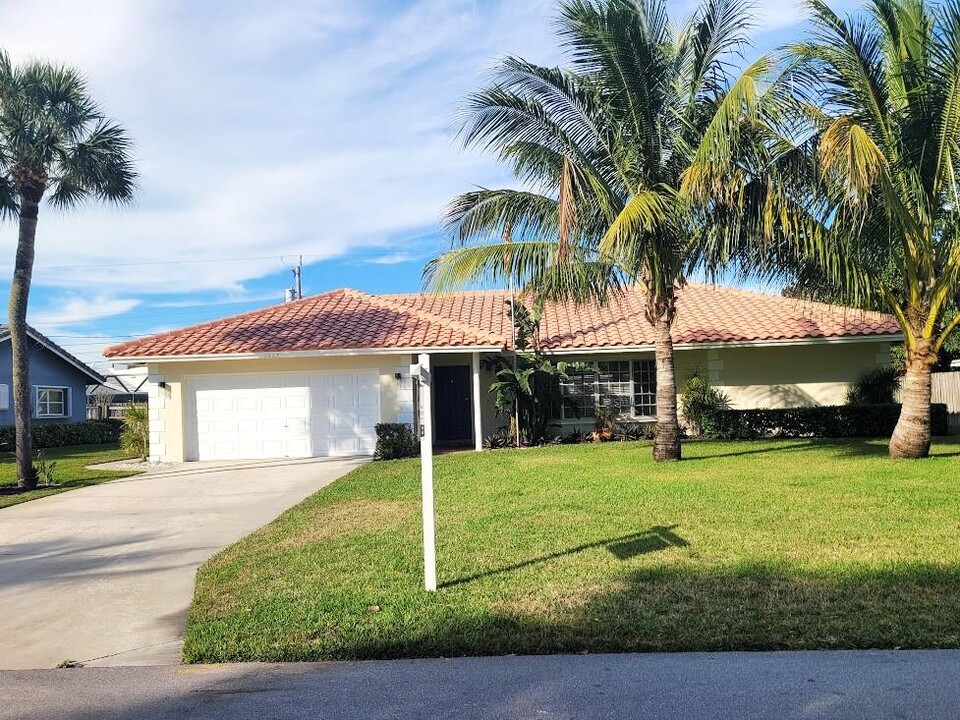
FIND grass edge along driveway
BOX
[184,438,960,662]
[0,443,139,509]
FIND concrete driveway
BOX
[0,456,366,670]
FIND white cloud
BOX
[0,0,557,296]
[0,1,154,78]
[152,292,283,309]
[747,1,810,31]
[365,251,427,266]
[27,294,142,369]
[0,0,849,305]
[29,295,140,329]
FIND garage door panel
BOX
[189,371,379,461]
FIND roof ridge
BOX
[353,289,507,347]
[382,288,507,299]
[384,283,896,322]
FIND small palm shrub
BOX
[33,450,58,485]
[846,367,902,405]
[120,404,149,461]
[615,421,656,441]
[592,397,621,441]
[483,431,513,450]
[679,372,731,438]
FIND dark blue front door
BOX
[433,365,472,444]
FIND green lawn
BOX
[184,439,960,663]
[0,444,139,509]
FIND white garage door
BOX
[189,372,380,461]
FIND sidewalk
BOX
[3,650,958,720]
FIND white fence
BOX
[932,372,960,433]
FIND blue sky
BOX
[0,0,857,370]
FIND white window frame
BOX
[35,386,69,418]
[556,358,657,423]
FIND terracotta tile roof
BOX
[104,283,901,359]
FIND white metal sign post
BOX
[413,353,437,592]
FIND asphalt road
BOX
[2,650,958,720]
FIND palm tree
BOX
[425,0,763,461]
[685,0,960,459]
[0,52,136,488]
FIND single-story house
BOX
[103,283,902,463]
[0,325,105,425]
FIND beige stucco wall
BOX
[705,341,892,409]
[143,339,892,462]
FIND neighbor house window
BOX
[35,387,67,418]
[556,359,657,420]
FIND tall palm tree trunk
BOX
[889,337,936,459]
[9,190,38,489]
[652,295,681,461]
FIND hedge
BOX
[374,423,419,460]
[0,419,124,452]
[701,403,949,440]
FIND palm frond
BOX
[818,116,888,200]
[598,185,675,265]
[0,54,136,212]
[558,0,674,170]
[422,241,559,293]
[0,174,18,219]
[442,188,560,246]
[52,120,137,206]
[678,0,755,101]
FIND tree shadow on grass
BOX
[441,525,689,589]
[346,561,960,661]
[682,441,817,460]
[684,438,960,461]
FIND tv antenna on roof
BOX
[283,255,303,302]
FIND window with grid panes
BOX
[36,387,67,417]
[633,359,657,417]
[597,361,632,414]
[557,369,596,420]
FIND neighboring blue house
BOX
[0,325,104,426]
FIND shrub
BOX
[557,429,590,445]
[33,450,58,485]
[679,372,731,437]
[483,431,513,450]
[701,403,949,440]
[846,367,902,405]
[374,423,419,460]
[592,396,621,441]
[0,419,123,452]
[120,404,149,461]
[614,421,656,441]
